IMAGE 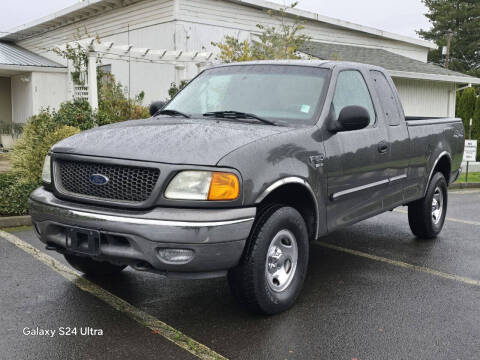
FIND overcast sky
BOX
[0,0,431,39]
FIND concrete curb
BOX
[450,182,480,190]
[0,215,31,228]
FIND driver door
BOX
[323,68,390,230]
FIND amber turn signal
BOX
[208,172,240,200]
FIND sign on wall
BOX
[464,140,478,162]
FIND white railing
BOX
[73,85,89,101]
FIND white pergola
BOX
[56,38,215,110]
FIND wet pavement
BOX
[1,189,480,359]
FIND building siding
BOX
[31,72,69,116]
[393,78,456,118]
[0,77,12,124]
[18,0,428,66]
[18,0,174,64]
[178,0,428,61]
[11,74,33,124]
[18,0,177,103]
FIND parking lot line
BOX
[394,208,480,227]
[316,242,480,287]
[0,230,227,360]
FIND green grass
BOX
[456,171,480,183]
[0,225,33,233]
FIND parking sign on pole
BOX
[464,140,477,162]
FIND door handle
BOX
[377,141,389,154]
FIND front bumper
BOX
[29,187,256,278]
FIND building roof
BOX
[0,0,144,42]
[0,42,64,68]
[0,0,435,50]
[300,41,480,84]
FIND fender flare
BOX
[255,177,320,239]
[424,151,451,196]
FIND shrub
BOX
[54,99,96,130]
[97,73,149,125]
[0,121,23,137]
[0,172,39,216]
[0,171,16,189]
[211,2,310,62]
[168,80,189,100]
[10,110,80,183]
[457,87,476,132]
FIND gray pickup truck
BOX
[29,60,464,314]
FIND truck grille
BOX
[54,159,160,203]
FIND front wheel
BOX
[228,206,309,315]
[408,172,448,239]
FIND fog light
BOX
[158,248,194,264]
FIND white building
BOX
[1,0,479,127]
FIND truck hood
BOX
[52,117,292,165]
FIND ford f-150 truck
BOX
[29,61,464,314]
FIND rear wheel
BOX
[228,205,309,315]
[408,172,448,239]
[64,254,126,276]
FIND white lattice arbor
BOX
[57,38,215,110]
[73,85,89,100]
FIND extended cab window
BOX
[164,65,330,125]
[370,70,403,126]
[332,70,376,126]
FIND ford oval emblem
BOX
[89,174,109,186]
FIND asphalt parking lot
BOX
[1,189,480,360]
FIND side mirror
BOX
[149,101,166,116]
[331,105,370,132]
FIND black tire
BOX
[228,205,309,315]
[408,172,448,239]
[64,254,127,276]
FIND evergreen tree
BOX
[458,87,476,132]
[418,0,480,75]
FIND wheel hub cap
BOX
[265,229,298,292]
[431,186,444,225]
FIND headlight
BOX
[42,154,52,184]
[165,171,239,201]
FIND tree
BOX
[457,87,476,132]
[418,0,480,75]
[212,2,311,62]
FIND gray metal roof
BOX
[300,41,479,82]
[0,42,64,68]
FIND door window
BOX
[370,70,403,126]
[332,70,376,126]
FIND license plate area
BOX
[66,227,101,255]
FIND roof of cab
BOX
[208,60,378,70]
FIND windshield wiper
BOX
[155,109,191,118]
[203,111,276,126]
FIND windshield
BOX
[164,65,330,125]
